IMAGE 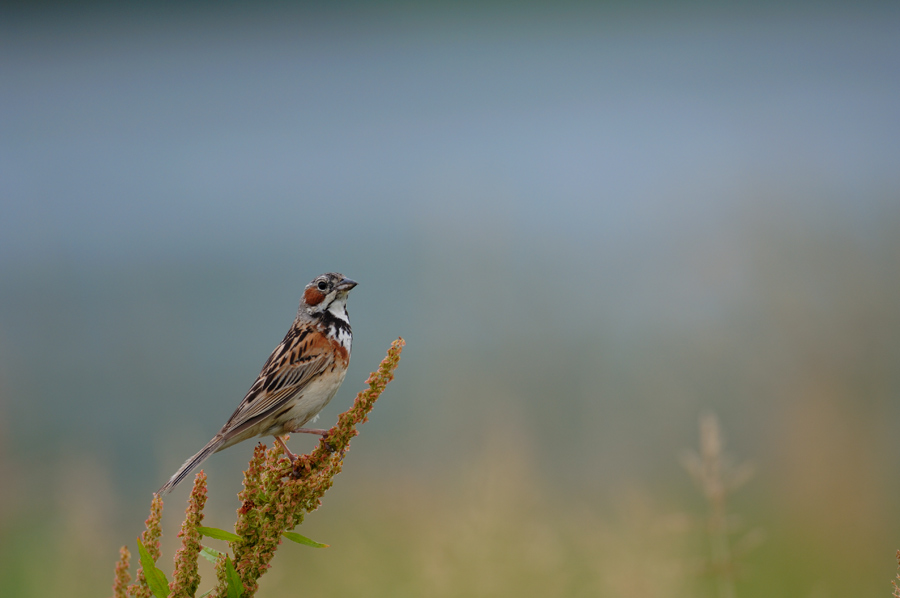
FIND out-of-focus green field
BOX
[3,206,900,597]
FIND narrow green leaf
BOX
[282,531,329,548]
[136,539,170,598]
[224,556,243,598]
[197,526,242,542]
[199,545,223,564]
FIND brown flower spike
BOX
[126,494,163,598]
[112,546,131,598]
[169,471,208,598]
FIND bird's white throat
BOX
[327,296,350,324]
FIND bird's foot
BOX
[275,436,299,463]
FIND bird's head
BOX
[302,272,357,321]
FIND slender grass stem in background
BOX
[111,338,405,598]
[681,412,761,598]
[893,551,900,598]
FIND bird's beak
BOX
[337,278,358,292]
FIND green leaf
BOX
[224,556,243,598]
[199,545,223,564]
[282,531,329,548]
[197,526,242,542]
[136,538,170,598]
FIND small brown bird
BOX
[157,272,357,495]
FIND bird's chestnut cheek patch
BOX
[304,287,326,306]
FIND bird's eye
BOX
[317,280,328,291]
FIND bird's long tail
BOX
[156,435,227,496]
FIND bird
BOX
[157,272,358,495]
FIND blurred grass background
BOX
[2,1,899,596]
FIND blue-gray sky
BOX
[3,3,897,267]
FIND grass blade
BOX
[136,538,170,598]
[199,545,224,564]
[282,531,329,548]
[225,556,243,598]
[197,526,242,542]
